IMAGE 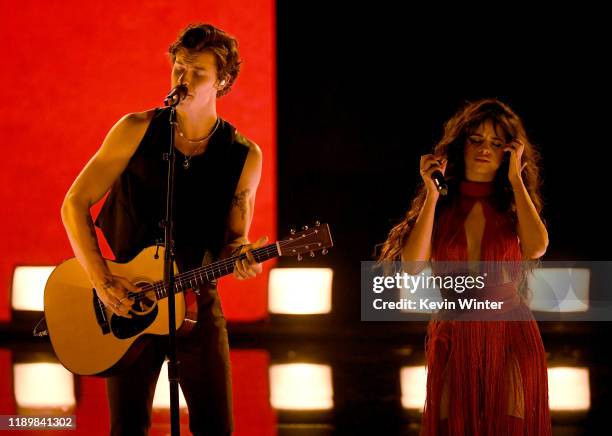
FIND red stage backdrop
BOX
[0,0,276,322]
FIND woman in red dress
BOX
[380,99,552,435]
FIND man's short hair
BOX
[169,23,241,97]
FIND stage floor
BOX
[0,323,607,435]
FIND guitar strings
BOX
[165,237,317,286]
[125,238,322,302]
[128,243,286,301]
[127,247,276,301]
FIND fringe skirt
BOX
[420,285,552,435]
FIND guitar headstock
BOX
[278,222,333,260]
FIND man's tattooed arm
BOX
[221,188,252,258]
[232,188,250,221]
[220,139,263,260]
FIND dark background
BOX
[277,4,611,324]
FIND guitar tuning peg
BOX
[322,248,328,255]
[297,254,303,261]
[290,228,296,235]
[310,251,315,257]
[302,225,309,230]
[315,221,321,226]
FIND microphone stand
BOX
[162,88,184,436]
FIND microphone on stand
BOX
[431,170,448,196]
[164,84,188,107]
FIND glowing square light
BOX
[13,362,75,410]
[529,268,590,312]
[152,360,188,409]
[12,266,55,311]
[400,366,427,410]
[269,363,333,410]
[548,367,590,411]
[268,268,333,314]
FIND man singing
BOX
[61,23,266,435]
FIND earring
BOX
[219,80,226,86]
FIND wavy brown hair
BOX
[168,23,241,98]
[379,98,544,262]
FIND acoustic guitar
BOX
[43,223,333,376]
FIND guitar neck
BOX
[155,243,280,299]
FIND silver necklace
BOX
[175,118,220,169]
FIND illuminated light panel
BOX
[529,268,590,312]
[548,367,590,411]
[11,266,55,311]
[400,366,427,410]
[13,363,75,410]
[269,363,333,410]
[268,268,333,314]
[152,360,188,409]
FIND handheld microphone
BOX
[164,84,188,107]
[431,170,448,196]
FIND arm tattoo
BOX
[101,278,116,291]
[232,189,250,221]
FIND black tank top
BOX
[95,107,249,272]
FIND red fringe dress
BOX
[420,180,552,435]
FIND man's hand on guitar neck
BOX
[232,235,268,280]
[93,275,136,318]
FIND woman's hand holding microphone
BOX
[420,155,448,199]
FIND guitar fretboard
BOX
[151,243,280,300]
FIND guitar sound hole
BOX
[131,283,157,315]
